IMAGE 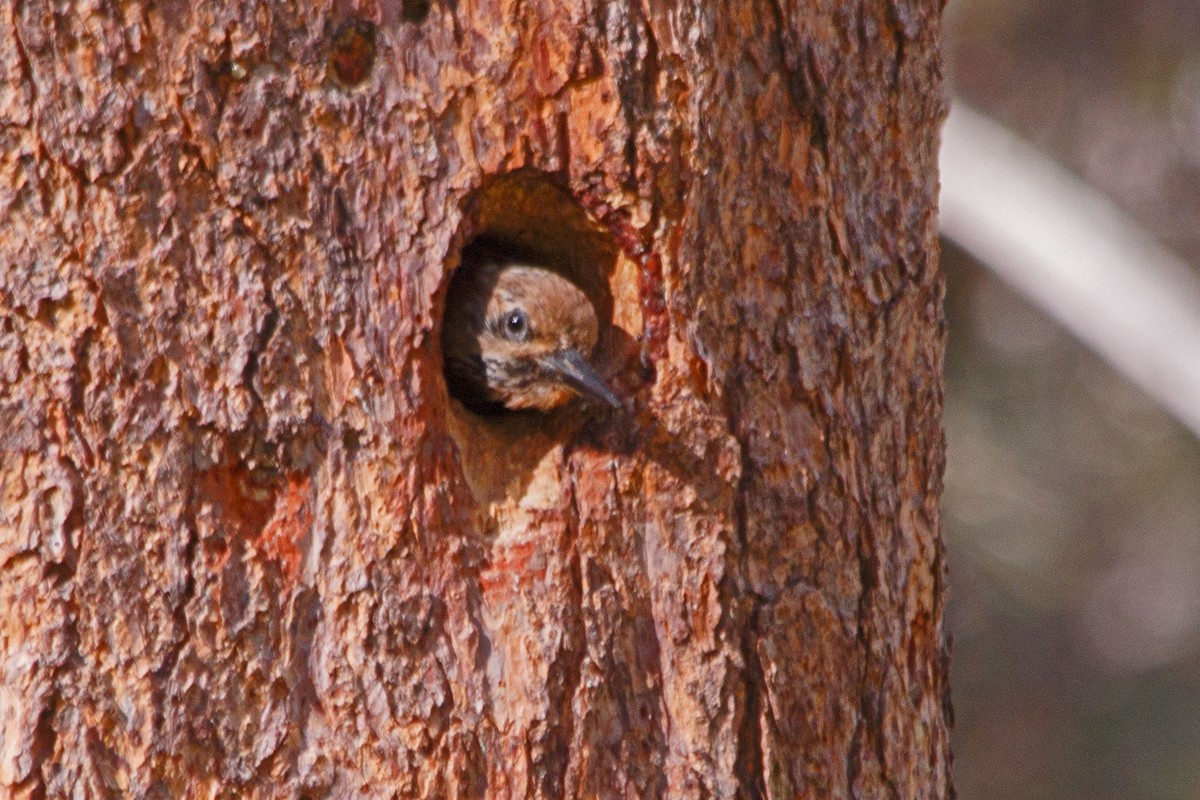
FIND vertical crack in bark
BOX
[735,598,768,799]
[285,586,323,788]
[847,454,903,800]
[241,285,279,403]
[764,0,831,156]
[155,508,199,686]
[542,454,587,796]
[24,687,59,799]
[846,503,880,796]
[603,0,658,191]
[23,567,80,797]
[9,0,36,122]
[613,458,671,797]
[728,390,767,798]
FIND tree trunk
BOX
[0,1,950,798]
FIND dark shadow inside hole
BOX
[460,172,616,323]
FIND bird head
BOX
[443,261,621,412]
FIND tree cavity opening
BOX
[439,170,625,510]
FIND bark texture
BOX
[0,1,949,797]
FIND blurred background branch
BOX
[941,103,1200,440]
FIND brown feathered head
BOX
[442,260,620,412]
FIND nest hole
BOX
[439,171,636,510]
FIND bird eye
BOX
[503,310,528,339]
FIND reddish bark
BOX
[0,1,949,797]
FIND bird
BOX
[442,256,621,412]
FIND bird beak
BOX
[542,349,622,408]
